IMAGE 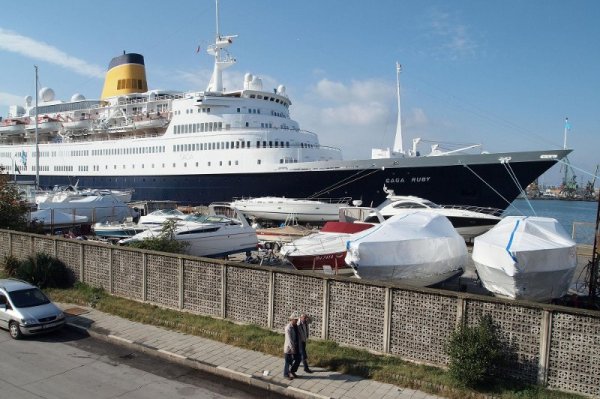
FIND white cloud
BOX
[0,28,104,78]
[428,9,477,59]
[0,92,25,108]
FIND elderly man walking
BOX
[283,312,301,380]
[298,313,313,373]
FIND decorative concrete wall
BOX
[1,230,598,398]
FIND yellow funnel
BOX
[101,53,148,99]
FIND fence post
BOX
[537,309,553,386]
[142,253,147,302]
[108,247,113,293]
[321,279,330,340]
[267,270,275,329]
[8,232,12,258]
[178,258,184,310]
[79,243,84,284]
[383,287,392,353]
[221,264,227,319]
[31,235,35,255]
[53,237,58,257]
[456,297,467,326]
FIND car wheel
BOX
[9,321,22,340]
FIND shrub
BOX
[3,255,21,277]
[126,219,189,254]
[445,314,505,387]
[15,253,74,289]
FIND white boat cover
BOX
[471,216,577,302]
[30,209,89,227]
[345,211,468,286]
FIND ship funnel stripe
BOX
[108,53,145,70]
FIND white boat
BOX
[372,188,502,240]
[120,205,258,258]
[345,211,468,286]
[37,191,133,224]
[471,216,577,302]
[29,209,89,229]
[92,208,184,239]
[0,1,569,210]
[25,115,62,136]
[137,208,185,227]
[231,196,351,223]
[280,207,384,275]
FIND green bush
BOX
[14,253,74,289]
[445,314,505,387]
[3,255,21,277]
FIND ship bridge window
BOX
[286,141,290,147]
[241,141,245,149]
[269,141,273,147]
[250,94,255,98]
[237,108,241,113]
[257,141,261,148]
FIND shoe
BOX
[290,372,298,378]
[304,368,313,373]
[286,376,294,381]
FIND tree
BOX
[0,167,31,231]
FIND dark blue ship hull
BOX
[21,149,568,210]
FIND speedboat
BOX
[92,208,185,239]
[345,211,468,286]
[230,196,351,223]
[37,191,133,224]
[471,216,577,302]
[280,207,384,275]
[29,208,89,229]
[120,205,258,258]
[371,188,502,240]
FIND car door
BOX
[0,293,10,329]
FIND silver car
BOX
[0,279,66,339]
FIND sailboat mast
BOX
[392,62,403,154]
[35,65,40,189]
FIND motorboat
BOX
[280,207,384,275]
[92,207,184,239]
[471,216,577,302]
[345,211,468,286]
[371,188,503,240]
[255,224,315,249]
[120,205,258,258]
[37,191,133,224]
[137,208,185,227]
[230,196,352,223]
[29,208,89,229]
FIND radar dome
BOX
[39,87,55,102]
[277,85,286,94]
[24,96,32,107]
[244,73,253,82]
[250,76,263,91]
[71,93,85,102]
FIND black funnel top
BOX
[108,53,145,70]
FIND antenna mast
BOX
[392,62,403,154]
[206,0,237,92]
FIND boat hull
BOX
[285,252,354,275]
[15,149,568,210]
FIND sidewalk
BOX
[60,304,444,399]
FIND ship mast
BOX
[34,65,40,189]
[206,0,237,93]
[392,62,404,155]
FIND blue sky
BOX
[1,0,598,186]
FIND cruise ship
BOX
[0,5,569,210]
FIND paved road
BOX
[0,327,284,399]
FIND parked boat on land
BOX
[1,2,569,210]
[120,205,258,258]
[37,191,133,224]
[370,188,503,240]
[29,208,89,230]
[345,211,468,286]
[280,207,384,275]
[231,196,351,223]
[471,216,577,302]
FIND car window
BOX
[0,294,7,305]
[8,288,51,308]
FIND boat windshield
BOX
[183,214,238,225]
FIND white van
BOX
[0,279,65,339]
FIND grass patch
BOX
[45,284,584,399]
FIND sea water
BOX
[503,199,598,244]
